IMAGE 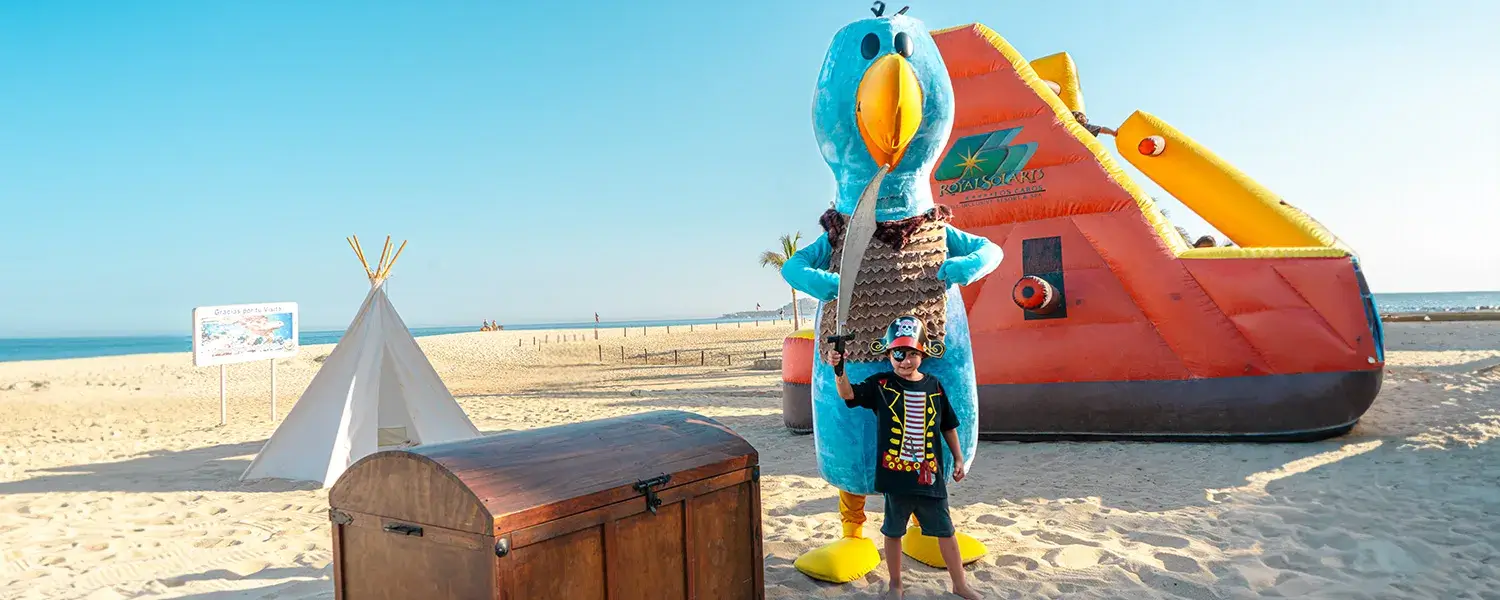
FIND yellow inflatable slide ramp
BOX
[1116,111,1348,252]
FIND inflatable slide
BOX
[927,23,1384,440]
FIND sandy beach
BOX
[1,320,1497,599]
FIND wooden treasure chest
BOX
[327,410,764,599]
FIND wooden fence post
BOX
[598,345,602,362]
[674,350,679,364]
[700,350,705,365]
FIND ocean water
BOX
[1372,291,1500,313]
[0,316,781,364]
[2,293,1497,364]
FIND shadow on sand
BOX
[0,440,329,495]
[0,425,492,495]
[160,566,332,599]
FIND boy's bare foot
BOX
[886,581,903,599]
[952,583,981,599]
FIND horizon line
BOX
[1,289,1494,340]
[0,311,818,342]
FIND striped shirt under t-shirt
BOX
[846,372,960,498]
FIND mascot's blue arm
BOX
[937,225,1004,286]
[781,233,840,302]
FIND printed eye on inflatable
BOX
[925,23,1385,441]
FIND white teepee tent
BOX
[241,235,481,487]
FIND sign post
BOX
[192,302,300,425]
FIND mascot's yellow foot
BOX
[793,536,881,584]
[900,527,988,569]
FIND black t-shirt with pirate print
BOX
[846,372,960,498]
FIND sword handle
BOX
[824,333,853,376]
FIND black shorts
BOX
[881,493,954,538]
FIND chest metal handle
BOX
[383,521,423,537]
[633,474,672,515]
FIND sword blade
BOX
[833,164,891,336]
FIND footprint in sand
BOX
[976,514,1016,527]
[1154,552,1202,574]
[1124,530,1192,550]
[1135,568,1217,600]
[224,559,270,578]
[994,554,1040,571]
[1044,546,1104,569]
[1035,531,1100,547]
[1302,529,1359,551]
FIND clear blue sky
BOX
[2,1,1496,337]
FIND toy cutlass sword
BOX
[827,164,891,375]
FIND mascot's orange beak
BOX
[856,53,923,169]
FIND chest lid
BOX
[328,410,758,536]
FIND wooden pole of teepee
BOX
[379,240,407,281]
[376,236,392,279]
[348,234,410,285]
[349,235,374,280]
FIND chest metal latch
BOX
[382,521,424,537]
[633,474,672,515]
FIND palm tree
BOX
[759,232,804,330]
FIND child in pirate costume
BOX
[827,315,980,600]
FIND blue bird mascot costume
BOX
[781,4,1003,584]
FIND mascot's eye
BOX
[894,32,913,57]
[860,33,880,60]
